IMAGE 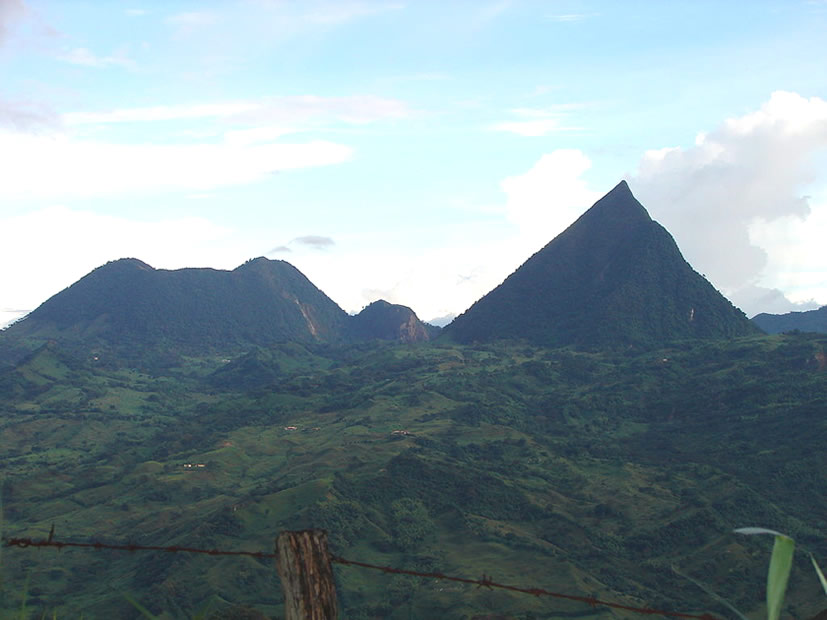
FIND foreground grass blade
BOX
[123,593,160,619]
[811,554,827,596]
[19,572,31,620]
[766,534,794,620]
[735,527,795,620]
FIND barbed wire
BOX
[329,554,720,619]
[4,535,721,620]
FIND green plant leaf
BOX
[735,527,795,620]
[811,554,827,596]
[766,534,795,620]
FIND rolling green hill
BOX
[1,333,825,619]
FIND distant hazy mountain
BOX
[349,300,440,343]
[752,306,827,334]
[2,257,436,352]
[444,181,759,348]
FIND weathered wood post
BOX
[275,529,339,620]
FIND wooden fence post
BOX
[275,529,339,620]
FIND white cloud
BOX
[501,149,601,248]
[287,231,525,324]
[632,91,827,315]
[64,95,411,126]
[492,106,584,136]
[749,205,827,308]
[0,130,353,199]
[233,95,412,125]
[0,206,240,328]
[224,125,302,146]
[64,102,258,125]
[492,118,571,136]
[57,47,135,69]
[300,2,404,24]
[164,11,218,29]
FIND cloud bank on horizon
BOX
[1,1,826,328]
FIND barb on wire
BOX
[4,536,722,620]
[328,554,720,620]
[3,536,277,560]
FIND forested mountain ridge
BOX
[3,181,758,358]
[1,257,436,355]
[753,305,827,334]
[445,181,759,347]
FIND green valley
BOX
[1,333,826,619]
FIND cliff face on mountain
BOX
[349,300,439,343]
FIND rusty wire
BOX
[4,535,721,619]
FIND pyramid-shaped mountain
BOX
[8,257,351,349]
[444,181,759,347]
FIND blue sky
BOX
[2,0,827,327]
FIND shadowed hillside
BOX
[753,305,827,334]
[445,181,759,348]
[349,300,440,343]
[2,258,437,355]
[6,257,350,349]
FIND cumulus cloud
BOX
[502,149,601,248]
[632,91,827,315]
[0,130,353,199]
[0,206,240,328]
